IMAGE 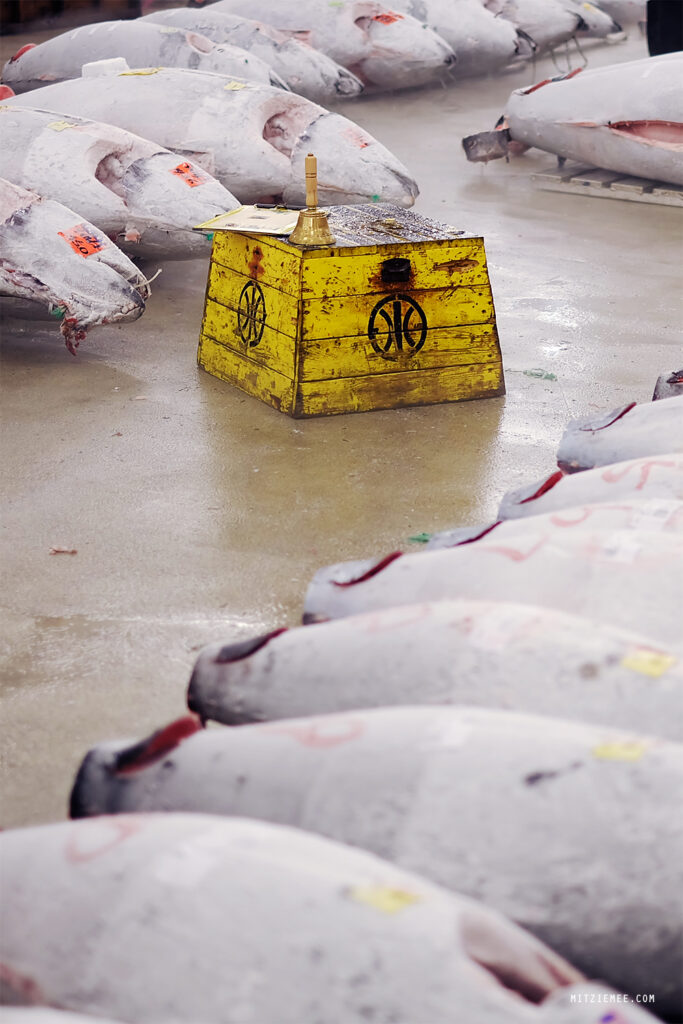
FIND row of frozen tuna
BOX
[0,0,642,101]
[2,389,681,1023]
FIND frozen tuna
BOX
[187,600,683,740]
[141,8,363,102]
[557,395,683,471]
[652,369,683,401]
[564,0,624,38]
[5,67,418,206]
[0,1014,123,1023]
[0,19,289,92]
[427,497,683,548]
[68,710,683,1017]
[0,178,146,353]
[303,527,683,644]
[1,812,615,1024]
[380,0,529,77]
[466,54,683,185]
[498,454,683,520]
[483,0,583,53]
[597,0,645,22]
[208,0,457,90]
[0,105,238,260]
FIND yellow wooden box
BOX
[197,204,504,417]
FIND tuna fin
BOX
[462,129,511,164]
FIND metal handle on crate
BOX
[381,257,412,283]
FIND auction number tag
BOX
[170,161,210,188]
[58,224,105,257]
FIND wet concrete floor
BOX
[1,29,681,827]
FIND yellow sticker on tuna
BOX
[350,886,422,914]
[120,68,163,76]
[592,740,650,762]
[621,648,676,678]
[224,81,248,90]
[48,121,78,132]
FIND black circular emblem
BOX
[367,293,428,355]
[237,281,266,348]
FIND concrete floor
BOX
[1,29,681,828]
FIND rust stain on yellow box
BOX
[198,204,505,417]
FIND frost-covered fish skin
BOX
[427,497,683,548]
[0,19,289,93]
[374,0,527,77]
[597,0,645,23]
[1,812,611,1024]
[563,0,624,39]
[0,106,238,260]
[0,178,146,353]
[303,527,683,644]
[483,0,583,53]
[504,54,683,185]
[141,8,363,102]
[187,599,683,740]
[68,710,683,1017]
[208,0,457,91]
[6,67,418,206]
[557,395,683,471]
[498,454,683,519]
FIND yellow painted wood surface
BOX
[212,232,302,298]
[294,362,505,417]
[207,264,299,340]
[298,324,500,381]
[198,332,295,413]
[202,298,296,379]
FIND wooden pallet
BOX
[532,163,683,207]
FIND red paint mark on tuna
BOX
[115,715,203,775]
[9,43,36,62]
[453,522,500,546]
[373,12,404,23]
[550,507,593,528]
[344,125,371,149]
[522,67,582,94]
[170,161,210,188]
[334,551,402,587]
[265,717,365,748]
[484,536,547,562]
[602,458,676,490]
[58,224,104,258]
[362,603,432,634]
[65,816,142,863]
[0,85,16,99]
[519,469,564,504]
[248,245,265,280]
[580,402,636,432]
[0,963,45,1006]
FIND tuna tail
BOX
[514,28,538,58]
[462,128,511,164]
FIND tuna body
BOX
[498,454,683,519]
[187,599,683,740]
[68,710,683,1017]
[0,19,288,92]
[557,395,683,470]
[141,8,364,101]
[5,68,418,206]
[505,53,683,185]
[0,178,146,352]
[0,812,611,1024]
[0,105,238,259]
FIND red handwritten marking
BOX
[373,12,404,23]
[264,717,365,748]
[601,459,676,491]
[550,507,593,528]
[483,536,547,562]
[0,963,45,1005]
[58,224,104,257]
[519,469,564,504]
[362,603,433,634]
[170,161,210,188]
[65,817,142,863]
[334,551,402,587]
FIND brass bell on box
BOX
[288,152,335,247]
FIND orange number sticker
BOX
[170,161,210,188]
[58,224,104,257]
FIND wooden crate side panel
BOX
[299,323,501,381]
[198,333,295,414]
[207,263,299,340]
[202,298,296,379]
[211,233,302,297]
[301,285,494,340]
[294,362,505,417]
[301,239,489,298]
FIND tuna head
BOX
[349,6,456,89]
[285,111,419,206]
[268,37,365,101]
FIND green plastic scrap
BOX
[50,306,65,319]
[408,532,431,544]
[205,232,214,242]
[523,368,557,381]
